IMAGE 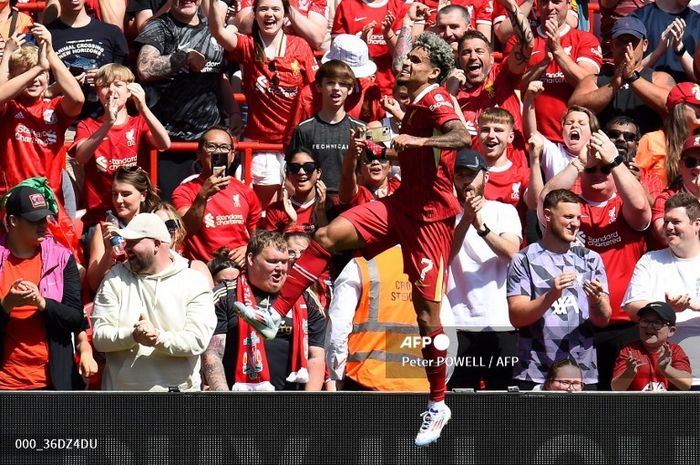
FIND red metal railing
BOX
[15,2,45,12]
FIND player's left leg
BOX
[399,218,454,447]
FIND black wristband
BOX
[606,155,624,170]
[625,71,641,84]
[477,224,491,237]
[675,45,687,56]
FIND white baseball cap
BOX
[117,213,172,244]
[321,34,378,79]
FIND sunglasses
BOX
[286,162,317,174]
[683,156,700,169]
[607,130,637,142]
[584,165,613,175]
[362,157,389,165]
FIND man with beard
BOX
[92,213,217,391]
[235,32,468,447]
[623,191,700,390]
[507,189,611,390]
[569,16,675,136]
[202,230,326,391]
[540,130,651,390]
[449,0,533,158]
[446,149,521,390]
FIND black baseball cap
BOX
[5,186,54,222]
[638,301,676,325]
[455,149,487,172]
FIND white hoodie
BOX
[92,251,216,391]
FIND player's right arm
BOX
[392,119,470,152]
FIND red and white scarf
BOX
[233,273,309,391]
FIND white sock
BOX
[428,400,445,410]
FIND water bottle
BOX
[105,210,126,259]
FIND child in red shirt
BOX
[612,301,692,391]
[71,63,170,229]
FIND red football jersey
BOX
[74,115,151,227]
[227,33,317,143]
[331,0,403,95]
[259,198,318,235]
[579,194,647,323]
[456,61,525,158]
[484,161,529,237]
[412,0,493,28]
[172,177,262,262]
[613,341,691,391]
[394,84,461,221]
[0,97,73,197]
[507,25,602,144]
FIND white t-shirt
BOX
[446,200,522,331]
[623,248,700,385]
[541,137,575,182]
[691,0,700,14]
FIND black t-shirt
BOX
[596,66,663,135]
[213,280,326,391]
[48,18,129,120]
[289,114,366,194]
[134,13,226,141]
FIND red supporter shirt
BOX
[172,176,262,262]
[226,34,317,143]
[0,252,50,390]
[579,194,647,323]
[331,0,403,95]
[651,184,682,225]
[613,341,690,391]
[74,115,151,227]
[456,61,526,162]
[394,84,461,221]
[259,198,318,235]
[0,97,73,197]
[507,25,602,144]
[484,161,529,235]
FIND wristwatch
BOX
[625,71,641,84]
[606,155,624,170]
[477,224,491,237]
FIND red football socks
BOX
[272,239,331,317]
[422,327,447,402]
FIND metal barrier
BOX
[150,141,283,187]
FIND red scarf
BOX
[233,274,309,391]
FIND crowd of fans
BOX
[1,0,700,399]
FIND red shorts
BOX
[340,196,454,302]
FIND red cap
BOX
[666,83,700,112]
[682,134,700,156]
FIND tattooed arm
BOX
[393,119,470,152]
[501,0,534,74]
[136,44,188,82]
[391,3,429,75]
[201,334,229,391]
